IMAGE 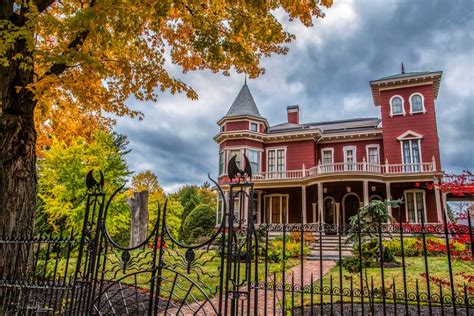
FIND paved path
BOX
[166,260,336,315]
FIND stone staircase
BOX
[305,234,353,261]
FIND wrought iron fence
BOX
[1,169,473,315]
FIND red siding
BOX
[220,139,263,151]
[264,140,317,171]
[225,121,249,131]
[318,139,384,164]
[380,84,441,169]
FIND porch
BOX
[240,180,443,226]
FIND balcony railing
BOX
[252,161,436,181]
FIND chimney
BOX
[287,105,299,125]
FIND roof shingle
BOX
[225,83,262,118]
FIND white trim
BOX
[397,130,424,140]
[343,146,357,171]
[341,192,360,225]
[389,95,405,117]
[404,189,427,223]
[365,144,380,165]
[409,92,426,114]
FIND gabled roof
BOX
[268,117,381,134]
[224,83,262,118]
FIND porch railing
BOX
[252,161,436,181]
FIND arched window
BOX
[390,96,404,116]
[410,93,425,114]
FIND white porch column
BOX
[385,182,392,218]
[257,191,262,224]
[434,180,443,223]
[301,186,307,224]
[335,203,341,228]
[363,180,369,206]
[441,192,449,223]
[318,183,324,224]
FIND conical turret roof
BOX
[224,83,262,118]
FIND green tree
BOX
[177,185,202,221]
[36,131,131,241]
[181,204,216,244]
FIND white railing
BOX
[252,161,436,181]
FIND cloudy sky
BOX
[116,0,474,193]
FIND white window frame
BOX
[266,147,287,177]
[365,144,380,165]
[409,93,426,114]
[404,190,427,223]
[343,146,357,171]
[249,121,259,132]
[397,131,423,171]
[320,148,334,172]
[389,95,405,117]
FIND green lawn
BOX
[281,256,474,310]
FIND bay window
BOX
[247,149,260,173]
[218,151,224,175]
[229,149,241,168]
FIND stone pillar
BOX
[335,203,341,228]
[363,180,369,206]
[128,191,149,248]
[301,186,307,224]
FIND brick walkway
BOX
[166,260,336,315]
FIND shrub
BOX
[180,204,216,244]
[341,256,374,274]
[266,237,310,263]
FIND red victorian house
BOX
[215,70,446,228]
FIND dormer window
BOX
[250,122,258,132]
[410,93,425,114]
[390,96,404,116]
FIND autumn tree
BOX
[0,0,332,275]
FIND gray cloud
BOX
[116,0,474,192]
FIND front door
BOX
[265,195,288,223]
[344,194,360,225]
[323,197,336,226]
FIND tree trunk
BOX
[0,8,37,278]
[127,191,149,247]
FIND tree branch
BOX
[34,0,57,13]
[42,0,96,78]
